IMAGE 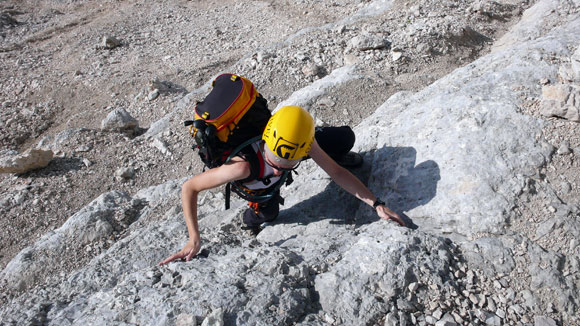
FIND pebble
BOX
[392,50,403,61]
[556,141,571,155]
[425,315,437,325]
[102,36,121,49]
[432,309,443,319]
[487,297,497,311]
[469,293,479,305]
[115,167,135,180]
[493,280,503,289]
[408,282,420,293]
[496,308,506,319]
[148,89,160,101]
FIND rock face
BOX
[1,0,580,325]
[0,148,53,174]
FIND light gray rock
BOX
[148,89,160,101]
[0,148,53,174]
[560,46,580,82]
[152,137,171,156]
[2,0,580,325]
[462,238,515,277]
[384,312,398,326]
[540,84,580,122]
[349,34,388,51]
[0,190,134,292]
[534,316,557,326]
[176,313,196,326]
[315,228,454,325]
[557,141,572,155]
[202,308,224,326]
[101,108,139,134]
[355,3,579,236]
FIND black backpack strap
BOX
[224,136,262,182]
[225,182,231,210]
[222,136,262,210]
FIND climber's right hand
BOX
[159,237,201,265]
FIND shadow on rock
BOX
[275,146,440,230]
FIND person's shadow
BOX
[274,146,440,230]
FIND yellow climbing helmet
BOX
[262,105,315,164]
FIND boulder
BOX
[0,148,53,174]
[101,108,139,134]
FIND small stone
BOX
[487,297,497,311]
[452,312,463,324]
[176,313,196,326]
[499,278,509,288]
[101,108,139,134]
[115,167,135,180]
[478,294,486,308]
[102,36,121,49]
[201,307,223,326]
[560,181,572,194]
[392,51,403,61]
[82,158,93,167]
[557,141,571,155]
[539,78,550,85]
[534,316,557,326]
[397,298,417,312]
[75,145,92,153]
[350,34,388,51]
[496,309,506,319]
[302,63,324,78]
[425,315,437,324]
[398,311,410,326]
[152,138,171,156]
[469,293,479,305]
[485,313,502,326]
[433,309,443,319]
[148,89,160,101]
[408,282,419,293]
[384,312,398,326]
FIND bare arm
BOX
[309,140,405,226]
[159,157,251,265]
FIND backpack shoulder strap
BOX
[224,136,263,182]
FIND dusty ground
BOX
[2,1,579,320]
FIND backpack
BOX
[184,73,291,208]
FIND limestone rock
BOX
[540,84,580,122]
[0,191,134,292]
[0,148,53,174]
[101,108,139,134]
[350,34,389,51]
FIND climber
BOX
[160,106,405,265]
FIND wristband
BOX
[373,198,385,209]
